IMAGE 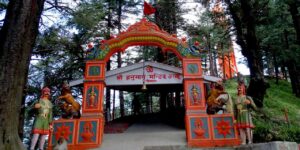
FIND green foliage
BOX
[155,0,184,33]
[257,0,300,67]
[253,117,300,143]
[69,0,106,39]
[264,80,300,124]
[225,78,300,142]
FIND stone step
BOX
[143,141,299,150]
[144,145,234,150]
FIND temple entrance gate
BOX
[48,18,240,149]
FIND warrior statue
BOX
[30,87,53,150]
[234,85,257,144]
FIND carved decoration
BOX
[80,121,94,142]
[191,84,200,105]
[193,118,205,139]
[86,86,99,109]
[215,118,231,138]
[189,84,201,106]
[88,87,97,107]
[54,124,72,141]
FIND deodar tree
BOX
[0,1,46,149]
[224,0,269,107]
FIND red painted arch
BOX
[99,18,185,62]
[103,42,183,62]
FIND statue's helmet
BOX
[41,87,51,98]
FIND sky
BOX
[233,42,250,75]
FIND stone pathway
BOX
[92,122,186,150]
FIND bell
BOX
[141,82,147,91]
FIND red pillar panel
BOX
[76,117,104,148]
[182,58,202,78]
[184,79,206,110]
[85,61,106,81]
[82,82,104,113]
[185,114,213,147]
[49,119,77,149]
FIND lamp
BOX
[141,81,147,91]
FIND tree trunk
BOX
[225,0,268,107]
[18,67,30,140]
[146,93,150,113]
[273,51,279,84]
[105,60,111,122]
[117,48,125,117]
[18,89,27,140]
[0,1,45,149]
[208,37,216,76]
[105,0,113,122]
[283,29,300,96]
[105,88,111,121]
[281,65,287,80]
[175,91,181,108]
[160,92,167,112]
[286,62,300,97]
[118,51,125,117]
[287,2,300,97]
[166,92,175,109]
[288,2,300,45]
[112,90,115,120]
[213,51,218,77]
[117,0,125,118]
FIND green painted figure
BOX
[30,87,53,150]
[234,85,257,145]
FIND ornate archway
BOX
[85,18,200,62]
[48,18,240,149]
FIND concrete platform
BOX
[91,122,186,150]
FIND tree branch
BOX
[45,0,74,14]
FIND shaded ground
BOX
[94,113,186,150]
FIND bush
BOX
[253,115,300,143]
[253,117,273,143]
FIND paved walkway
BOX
[92,121,186,150]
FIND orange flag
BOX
[144,1,156,16]
[218,50,238,79]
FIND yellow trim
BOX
[108,36,178,50]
